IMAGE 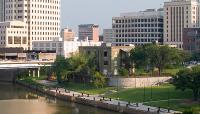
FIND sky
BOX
[61,0,165,34]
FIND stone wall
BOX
[109,77,172,88]
[0,69,23,82]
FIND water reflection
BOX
[0,82,120,114]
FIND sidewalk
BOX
[49,87,180,114]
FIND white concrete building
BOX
[0,21,28,50]
[32,37,102,58]
[0,0,60,50]
[32,38,63,56]
[103,29,114,43]
[63,40,102,58]
[112,9,164,46]
[164,0,200,48]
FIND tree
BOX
[130,44,185,76]
[190,52,200,62]
[118,67,129,77]
[92,71,106,88]
[130,45,150,69]
[68,53,96,82]
[173,66,200,101]
[53,56,70,83]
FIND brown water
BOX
[0,82,121,114]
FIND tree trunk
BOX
[158,67,161,76]
[193,89,199,101]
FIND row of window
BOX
[31,32,59,35]
[33,42,62,47]
[32,37,57,41]
[115,34,163,38]
[115,38,160,43]
[114,29,163,33]
[6,9,60,16]
[8,36,27,44]
[7,0,60,4]
[113,24,163,28]
[114,18,163,23]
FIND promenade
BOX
[49,87,180,114]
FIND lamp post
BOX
[143,84,146,103]
[167,87,170,112]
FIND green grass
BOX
[135,66,184,76]
[163,67,184,76]
[144,100,200,113]
[19,78,48,89]
[106,84,194,103]
[58,82,116,95]
[106,84,200,112]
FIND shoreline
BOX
[15,80,178,114]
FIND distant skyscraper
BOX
[103,29,114,43]
[0,0,61,50]
[78,24,99,42]
[61,28,75,41]
[0,0,5,22]
[164,0,200,48]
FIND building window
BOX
[104,61,109,65]
[104,51,108,57]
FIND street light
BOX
[167,87,170,112]
[143,84,146,102]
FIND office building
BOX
[32,38,63,56]
[0,21,28,50]
[112,9,164,46]
[78,24,99,42]
[32,37,102,58]
[0,0,61,50]
[61,28,75,41]
[103,29,114,43]
[164,0,200,48]
[0,0,5,22]
[183,28,200,52]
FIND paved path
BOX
[48,87,180,114]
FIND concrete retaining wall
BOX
[109,77,172,88]
[0,69,24,82]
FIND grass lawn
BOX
[106,84,200,112]
[106,84,195,103]
[144,100,200,113]
[58,82,116,95]
[163,67,184,76]
[135,66,184,76]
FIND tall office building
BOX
[164,0,200,48]
[78,24,99,42]
[112,9,164,46]
[0,0,60,50]
[0,0,5,22]
[103,29,114,43]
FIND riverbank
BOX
[15,80,179,114]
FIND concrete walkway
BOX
[48,87,180,114]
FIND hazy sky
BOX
[61,0,164,34]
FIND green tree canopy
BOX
[130,44,186,76]
[173,66,200,101]
[53,56,70,83]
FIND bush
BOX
[118,68,129,77]
[183,110,194,114]
[92,71,106,88]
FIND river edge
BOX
[15,80,179,114]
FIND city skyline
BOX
[61,0,164,33]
